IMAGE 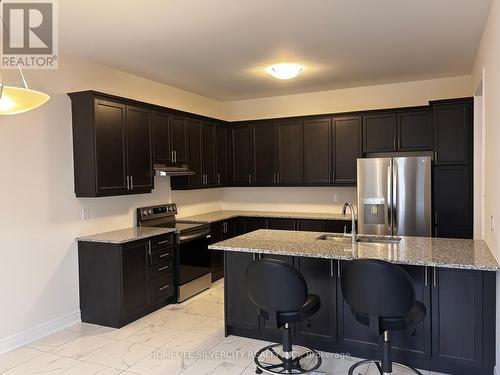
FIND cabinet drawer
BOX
[149,260,173,279]
[150,234,175,249]
[150,274,174,302]
[149,246,174,266]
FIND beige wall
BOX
[472,0,500,369]
[222,187,356,213]
[223,75,472,121]
[0,52,476,353]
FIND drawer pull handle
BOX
[159,285,170,291]
[157,240,170,245]
[159,253,170,258]
[158,266,169,271]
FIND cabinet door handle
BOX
[277,173,280,183]
[434,151,438,162]
[159,285,170,291]
[424,267,428,287]
[158,265,169,271]
[173,150,177,163]
[248,174,251,184]
[330,259,334,277]
[159,252,171,258]
[157,239,170,245]
[171,150,174,162]
[217,173,221,184]
[148,241,152,256]
[433,267,437,287]
[130,176,134,190]
[435,211,438,224]
[126,176,130,190]
[337,261,341,279]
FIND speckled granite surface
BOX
[209,229,500,271]
[76,227,176,244]
[178,210,352,223]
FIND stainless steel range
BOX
[137,203,211,302]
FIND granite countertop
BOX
[178,210,353,224]
[76,227,176,244]
[209,229,500,271]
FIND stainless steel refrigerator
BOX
[357,157,432,237]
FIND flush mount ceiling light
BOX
[266,63,304,80]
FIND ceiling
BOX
[59,0,492,101]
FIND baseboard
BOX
[0,310,81,355]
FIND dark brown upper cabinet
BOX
[126,106,154,192]
[304,118,332,184]
[69,92,153,197]
[363,112,398,153]
[169,115,189,166]
[202,122,217,186]
[152,111,172,165]
[332,116,361,184]
[231,124,254,185]
[398,110,433,151]
[363,109,433,154]
[277,120,304,184]
[253,122,277,185]
[215,124,228,186]
[432,99,472,165]
[186,119,203,187]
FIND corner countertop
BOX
[209,229,500,271]
[178,210,353,224]
[76,227,176,244]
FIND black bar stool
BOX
[341,259,427,375]
[246,258,322,374]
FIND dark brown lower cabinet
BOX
[209,219,237,282]
[78,234,176,328]
[433,165,472,239]
[294,258,337,349]
[224,252,495,375]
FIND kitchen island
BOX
[209,229,499,375]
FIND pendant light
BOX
[0,2,50,115]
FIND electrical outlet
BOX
[491,215,495,231]
[81,207,90,221]
[333,192,340,203]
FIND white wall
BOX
[0,55,224,353]
[0,52,475,353]
[472,0,500,370]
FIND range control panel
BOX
[138,203,177,221]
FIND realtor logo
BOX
[1,0,58,69]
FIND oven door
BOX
[177,231,211,286]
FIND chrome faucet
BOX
[342,202,357,244]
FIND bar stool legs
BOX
[254,324,322,374]
[348,331,424,375]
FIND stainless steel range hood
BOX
[154,164,196,177]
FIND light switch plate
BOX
[491,215,494,231]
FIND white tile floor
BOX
[0,280,449,375]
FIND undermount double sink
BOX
[317,233,402,244]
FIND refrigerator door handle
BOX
[392,163,398,235]
[387,163,393,234]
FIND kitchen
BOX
[1,1,500,375]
